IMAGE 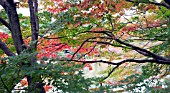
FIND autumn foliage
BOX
[0,32,8,42]
[0,0,170,92]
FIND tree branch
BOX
[71,36,113,59]
[28,0,39,49]
[103,65,119,80]
[61,58,163,79]
[68,59,158,65]
[114,38,170,62]
[81,30,170,64]
[71,38,91,60]
[78,44,97,60]
[126,0,170,9]
[0,17,11,31]
[0,39,15,56]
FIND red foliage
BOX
[148,21,160,27]
[47,0,71,14]
[20,77,28,87]
[37,38,69,59]
[44,85,52,92]
[36,36,98,60]
[121,24,139,32]
[144,4,156,11]
[0,32,8,42]
[47,0,126,18]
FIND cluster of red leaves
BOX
[23,35,98,71]
[47,0,127,19]
[117,24,139,39]
[90,27,106,38]
[44,85,52,92]
[144,4,157,11]
[35,33,99,60]
[37,38,70,59]
[86,1,126,19]
[0,32,8,42]
[78,0,126,18]
[75,46,98,57]
[37,39,98,59]
[147,21,160,27]
[48,0,71,14]
[121,24,139,32]
[117,20,161,39]
[37,38,99,71]
[23,37,31,45]
[20,77,28,87]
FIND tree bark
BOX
[28,0,39,49]
[1,0,26,54]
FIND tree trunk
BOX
[3,1,26,54]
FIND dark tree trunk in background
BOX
[28,0,39,49]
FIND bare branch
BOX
[77,28,170,64]
[78,44,97,60]
[68,59,119,65]
[73,59,157,64]
[39,30,113,41]
[71,38,91,60]
[103,65,119,80]
[126,0,170,9]
[63,58,162,80]
[71,36,113,59]
[114,38,170,62]
[39,35,64,39]
[0,39,15,56]
[102,58,169,79]
[61,56,168,80]
[0,17,11,31]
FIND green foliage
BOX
[0,52,111,92]
[116,63,170,92]
[157,6,170,18]
[1,0,170,92]
[0,10,8,20]
[38,11,54,34]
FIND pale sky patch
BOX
[17,8,30,16]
